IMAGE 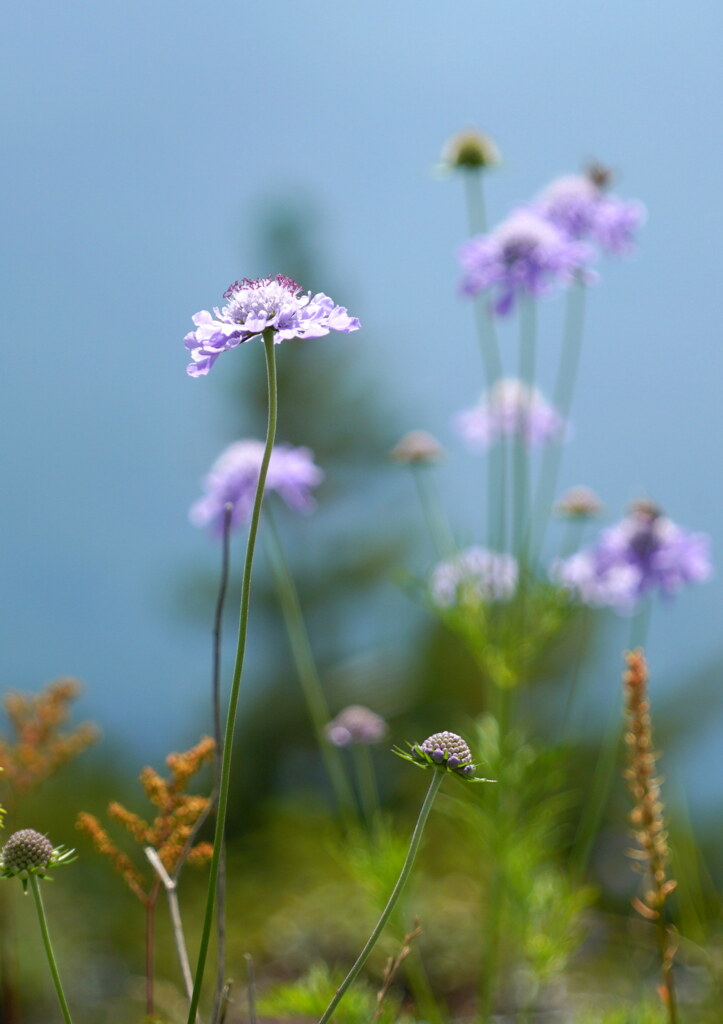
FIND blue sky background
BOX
[3,2,721,811]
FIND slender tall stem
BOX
[513,298,537,560]
[462,168,505,551]
[145,895,156,1014]
[532,282,587,558]
[352,745,380,835]
[187,331,278,1024]
[317,771,445,1024]
[262,503,356,828]
[463,169,488,235]
[28,876,74,1024]
[145,847,198,1019]
[210,504,232,1023]
[479,693,510,1022]
[410,465,456,558]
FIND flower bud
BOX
[555,485,603,519]
[390,431,444,465]
[442,130,500,171]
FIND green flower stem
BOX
[513,297,537,561]
[28,875,74,1024]
[351,744,380,835]
[462,168,507,553]
[571,603,652,878]
[187,330,278,1024]
[317,770,445,1024]
[479,706,508,1024]
[410,465,456,558]
[463,168,488,235]
[262,503,357,830]
[532,282,587,559]
[210,504,232,1024]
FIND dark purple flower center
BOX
[223,275,301,301]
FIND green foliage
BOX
[257,963,412,1024]
[427,573,576,691]
[443,716,595,999]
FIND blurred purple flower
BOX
[184,275,360,377]
[325,705,388,747]
[191,440,323,535]
[459,209,593,315]
[535,174,645,255]
[552,501,712,613]
[455,379,565,449]
[431,546,518,607]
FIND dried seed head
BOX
[389,430,445,465]
[554,485,603,519]
[442,129,500,171]
[0,829,74,890]
[1,830,54,874]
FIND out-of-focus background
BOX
[2,3,722,1019]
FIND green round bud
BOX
[442,130,500,171]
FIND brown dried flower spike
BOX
[0,678,98,803]
[623,649,678,1022]
[76,736,215,903]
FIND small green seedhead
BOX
[395,731,492,781]
[1,829,76,891]
[441,129,500,171]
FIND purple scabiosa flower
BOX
[430,546,518,608]
[394,731,490,780]
[191,440,324,535]
[325,705,388,748]
[184,275,360,377]
[553,500,712,613]
[535,172,645,255]
[459,209,593,315]
[455,379,565,450]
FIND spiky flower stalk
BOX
[623,649,678,1024]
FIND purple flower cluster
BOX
[325,705,388,748]
[458,168,643,316]
[184,275,360,377]
[430,546,518,607]
[553,501,712,613]
[455,379,565,450]
[459,209,593,315]
[191,440,323,535]
[534,174,645,255]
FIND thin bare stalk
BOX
[145,847,199,1021]
[244,953,257,1024]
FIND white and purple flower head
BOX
[553,500,712,613]
[535,171,645,255]
[455,379,566,450]
[430,546,518,608]
[325,705,388,748]
[184,275,360,377]
[459,209,593,316]
[191,440,324,535]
